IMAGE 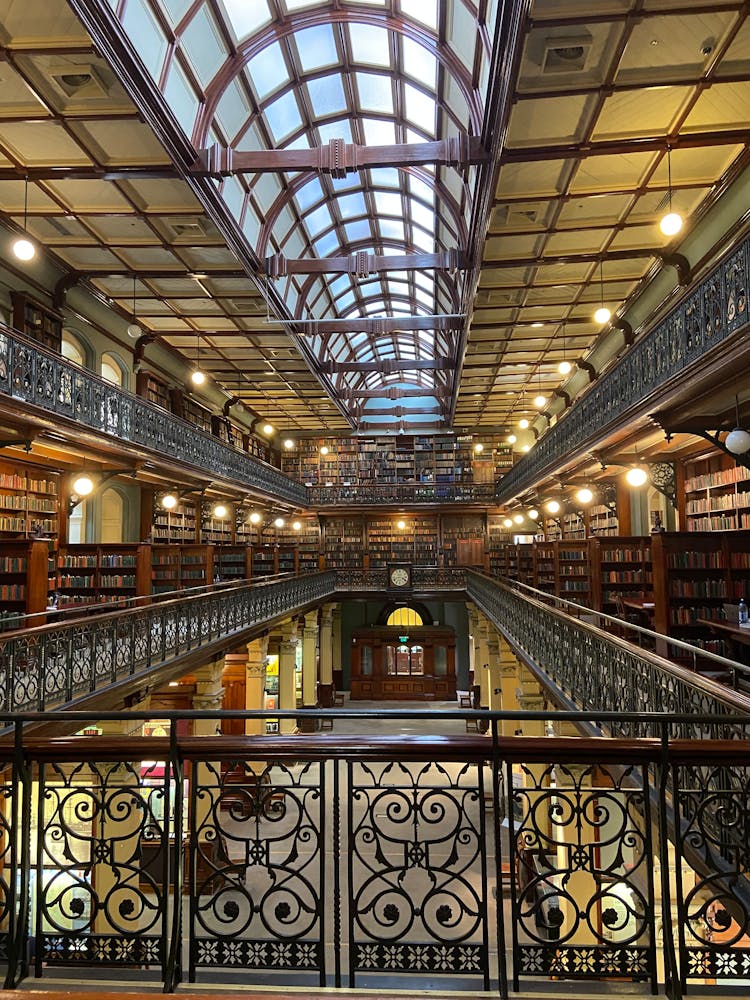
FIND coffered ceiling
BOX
[0,0,748,445]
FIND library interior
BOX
[0,1,749,998]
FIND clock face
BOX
[390,567,409,587]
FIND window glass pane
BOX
[409,175,434,204]
[345,220,372,242]
[319,118,352,144]
[410,199,434,231]
[295,24,338,71]
[368,167,399,188]
[123,0,168,78]
[349,23,390,67]
[400,0,438,31]
[295,177,324,213]
[304,203,332,237]
[307,74,347,115]
[264,90,302,142]
[314,231,341,256]
[379,218,404,241]
[221,0,271,40]
[404,83,436,133]
[182,6,226,86]
[355,73,393,114]
[402,36,437,87]
[163,62,200,135]
[215,79,251,140]
[247,42,289,100]
[336,192,367,220]
[374,191,402,216]
[362,117,396,145]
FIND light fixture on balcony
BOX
[320,445,329,455]
[659,144,683,237]
[528,508,539,519]
[625,459,648,487]
[507,433,517,444]
[725,395,750,455]
[473,442,484,453]
[126,274,142,339]
[519,418,530,430]
[248,511,262,524]
[521,443,531,452]
[274,516,285,528]
[213,504,228,519]
[397,519,406,530]
[262,423,274,436]
[593,261,611,325]
[545,499,561,514]
[72,474,94,497]
[191,334,206,386]
[292,520,302,531]
[12,176,36,262]
[503,518,513,528]
[161,493,178,510]
[575,487,594,504]
[283,438,295,450]
[513,513,524,525]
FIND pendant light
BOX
[558,321,573,375]
[126,274,142,339]
[625,447,648,487]
[659,144,683,237]
[12,176,36,262]
[533,364,546,409]
[593,261,611,325]
[191,333,206,386]
[725,394,750,455]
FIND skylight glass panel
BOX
[294,177,323,213]
[412,228,434,251]
[410,200,434,231]
[402,37,438,91]
[362,118,396,146]
[304,203,333,237]
[374,191,402,217]
[286,0,329,10]
[404,83,436,132]
[409,175,434,204]
[338,290,356,311]
[318,118,353,144]
[414,271,433,291]
[221,0,271,41]
[368,167,400,189]
[329,274,350,295]
[336,192,367,220]
[215,80,251,141]
[295,24,338,72]
[356,73,393,114]
[283,132,311,151]
[313,231,341,257]
[415,288,433,306]
[379,219,404,241]
[349,24,391,67]
[345,220,372,242]
[307,74,347,116]
[399,0,438,31]
[265,90,302,142]
[182,7,226,86]
[247,42,289,100]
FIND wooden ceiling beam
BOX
[500,129,750,164]
[266,250,467,278]
[320,358,453,374]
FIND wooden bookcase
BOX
[170,388,213,433]
[180,544,214,588]
[556,541,592,602]
[136,370,171,410]
[215,545,252,582]
[683,455,750,531]
[0,539,50,627]
[201,504,233,545]
[153,498,197,543]
[323,515,365,570]
[0,462,59,540]
[57,543,151,610]
[590,536,652,614]
[11,291,63,352]
[533,541,556,594]
[151,546,180,594]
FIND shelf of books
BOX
[589,502,619,535]
[323,516,365,569]
[0,539,50,628]
[153,499,197,543]
[441,514,485,568]
[590,536,652,614]
[151,546,180,594]
[201,504,233,545]
[684,456,750,531]
[517,543,535,586]
[533,542,556,594]
[0,462,59,541]
[57,544,151,610]
[251,545,298,577]
[556,541,592,602]
[215,545,252,582]
[11,291,63,353]
[180,545,214,588]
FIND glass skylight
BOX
[348,24,390,67]
[294,177,324,213]
[294,24,339,72]
[264,90,303,142]
[303,203,333,238]
[362,118,397,146]
[356,73,394,115]
[337,192,368,220]
[404,84,436,133]
[402,37,438,88]
[246,42,288,100]
[307,74,347,115]
[220,0,271,41]
[374,191,402,217]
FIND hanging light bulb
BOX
[528,509,539,520]
[507,433,517,444]
[534,394,546,408]
[513,513,524,525]
[521,444,531,452]
[545,499,561,514]
[262,423,274,435]
[191,333,205,385]
[519,418,529,430]
[626,466,648,487]
[292,520,302,531]
[126,274,142,339]
[558,320,573,375]
[72,474,94,497]
[274,517,285,528]
[161,493,178,510]
[213,504,228,519]
[12,176,36,262]
[249,511,262,524]
[659,144,683,237]
[576,487,594,504]
[725,394,750,455]
[593,260,611,324]
[473,442,484,453]
[503,518,513,528]
[283,438,295,450]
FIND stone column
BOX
[192,657,225,735]
[475,615,491,710]
[331,604,342,689]
[318,603,335,705]
[301,610,319,709]
[245,635,269,736]
[191,658,225,839]
[487,630,502,714]
[279,619,298,735]
[466,605,479,689]
[498,637,522,736]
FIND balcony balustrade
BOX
[306,482,497,505]
[496,231,750,503]
[0,709,747,998]
[0,324,306,505]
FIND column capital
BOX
[193,691,225,713]
[500,660,517,679]
[303,609,319,630]
[517,691,545,712]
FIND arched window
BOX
[61,330,87,367]
[101,487,124,543]
[101,352,125,387]
[68,500,86,543]
[386,607,424,627]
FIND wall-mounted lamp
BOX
[70,469,134,514]
[72,474,94,498]
[12,176,35,262]
[507,433,517,444]
[396,519,407,530]
[518,418,530,430]
[725,395,750,455]
[320,445,329,455]
[161,493,179,510]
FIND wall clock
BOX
[388,564,411,588]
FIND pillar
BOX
[475,615,491,710]
[192,657,225,734]
[487,630,502,713]
[466,605,479,688]
[245,635,269,736]
[301,610,319,709]
[318,603,335,705]
[278,619,298,735]
[331,604,342,689]
[191,658,225,837]
[497,637,522,736]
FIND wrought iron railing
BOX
[467,570,750,734]
[496,231,750,502]
[0,708,747,998]
[307,482,497,505]
[0,572,334,714]
[334,566,468,590]
[0,323,306,505]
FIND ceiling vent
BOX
[542,35,592,74]
[49,64,108,99]
[165,216,217,239]
[492,204,541,228]
[46,218,76,237]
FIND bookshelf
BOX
[11,291,63,353]
[0,462,59,541]
[153,498,197,544]
[250,545,297,577]
[57,543,151,610]
[170,388,213,433]
[590,536,652,614]
[589,502,619,536]
[533,541,556,594]
[0,539,50,627]
[180,544,214,588]
[324,516,365,569]
[215,545,252,582]
[684,456,750,531]
[136,370,171,411]
[201,503,233,545]
[441,513,485,568]
[517,543,534,585]
[556,541,592,602]
[151,546,180,594]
